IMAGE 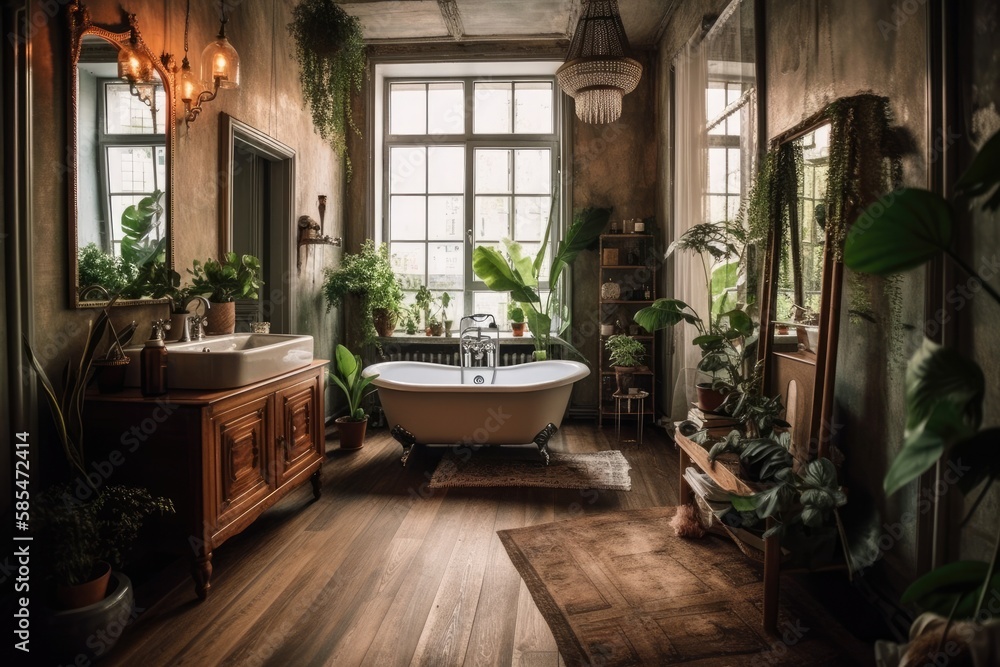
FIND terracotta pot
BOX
[511,322,526,337]
[93,358,130,394]
[55,561,111,610]
[372,308,398,337]
[205,301,236,335]
[696,382,727,412]
[614,366,637,393]
[336,416,368,450]
[428,322,444,336]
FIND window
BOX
[383,76,560,329]
[98,80,167,256]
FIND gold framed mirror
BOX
[68,2,176,308]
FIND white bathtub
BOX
[362,360,590,464]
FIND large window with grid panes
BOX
[98,79,167,256]
[383,78,560,330]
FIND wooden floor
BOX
[106,421,677,666]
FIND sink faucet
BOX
[181,296,212,341]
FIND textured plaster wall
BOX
[28,0,345,479]
[567,50,658,413]
[766,0,930,583]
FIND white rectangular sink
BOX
[123,333,314,390]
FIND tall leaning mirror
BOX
[69,2,175,308]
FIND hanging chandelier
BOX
[556,0,642,124]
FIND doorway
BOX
[219,113,295,333]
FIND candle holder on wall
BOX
[296,214,341,271]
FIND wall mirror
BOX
[69,4,175,308]
[759,119,843,465]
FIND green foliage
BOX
[845,128,1000,621]
[330,344,377,420]
[708,430,794,484]
[507,301,524,323]
[323,240,404,346]
[189,252,264,303]
[119,189,165,268]
[473,205,610,359]
[32,485,174,586]
[729,458,846,539]
[78,243,139,294]
[605,334,645,368]
[288,0,365,176]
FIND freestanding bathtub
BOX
[362,360,590,465]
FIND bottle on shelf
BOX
[141,332,168,396]
[644,284,652,300]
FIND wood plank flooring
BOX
[101,421,746,665]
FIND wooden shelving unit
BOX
[597,233,657,427]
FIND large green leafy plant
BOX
[189,252,264,303]
[323,240,403,346]
[288,0,365,175]
[634,220,756,396]
[330,344,378,421]
[843,130,1000,624]
[473,206,611,360]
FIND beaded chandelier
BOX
[557,0,642,124]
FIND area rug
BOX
[498,507,868,666]
[427,450,632,491]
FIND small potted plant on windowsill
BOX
[605,334,646,393]
[508,302,526,337]
[331,344,378,450]
[189,253,264,335]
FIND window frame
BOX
[96,78,166,255]
[381,75,562,325]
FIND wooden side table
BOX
[613,390,648,444]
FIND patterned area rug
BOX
[498,507,869,666]
[427,450,632,490]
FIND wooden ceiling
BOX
[338,0,677,48]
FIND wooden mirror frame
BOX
[67,1,176,308]
[757,94,893,462]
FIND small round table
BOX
[613,390,649,444]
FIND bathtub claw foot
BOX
[533,423,558,465]
[392,425,418,467]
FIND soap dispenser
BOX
[141,320,168,396]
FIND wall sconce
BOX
[297,215,341,271]
[180,0,240,127]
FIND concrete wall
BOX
[27,0,344,479]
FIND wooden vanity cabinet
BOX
[83,360,328,600]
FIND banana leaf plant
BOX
[472,205,611,360]
[843,129,1000,622]
[330,344,377,421]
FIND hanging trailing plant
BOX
[288,0,365,176]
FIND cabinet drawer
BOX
[275,377,323,486]
[211,395,273,531]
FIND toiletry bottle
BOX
[644,284,652,300]
[141,329,168,396]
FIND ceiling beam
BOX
[436,0,465,39]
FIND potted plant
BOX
[605,334,645,393]
[439,292,453,336]
[474,203,611,360]
[23,316,175,662]
[77,243,139,295]
[330,344,378,450]
[414,286,449,336]
[634,220,754,411]
[323,240,404,347]
[189,253,264,335]
[508,302,526,336]
[287,0,365,175]
[843,130,1000,661]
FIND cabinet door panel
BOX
[275,377,322,486]
[212,395,273,531]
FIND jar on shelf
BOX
[600,279,621,300]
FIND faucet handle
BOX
[189,314,209,340]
